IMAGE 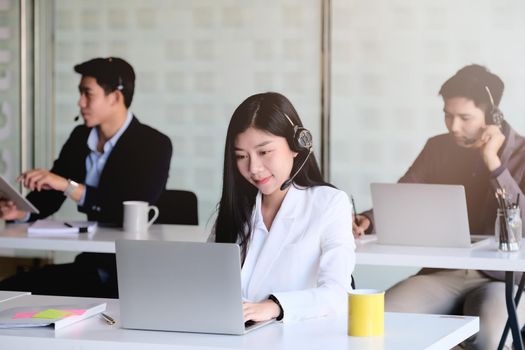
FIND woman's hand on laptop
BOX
[243,300,280,322]
[0,200,27,220]
[352,215,370,239]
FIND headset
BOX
[484,85,504,127]
[116,76,124,91]
[280,113,313,191]
[107,58,124,91]
[463,85,505,145]
[282,112,313,152]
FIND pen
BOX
[101,312,116,325]
[351,195,358,225]
[64,222,89,233]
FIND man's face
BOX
[443,97,487,148]
[77,76,116,128]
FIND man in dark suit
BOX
[0,57,172,298]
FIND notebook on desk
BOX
[27,220,97,237]
[116,240,274,335]
[371,183,490,248]
[0,297,106,330]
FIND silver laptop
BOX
[116,240,274,335]
[371,183,489,248]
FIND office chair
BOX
[154,189,199,225]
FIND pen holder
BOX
[495,207,522,252]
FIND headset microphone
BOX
[74,115,80,122]
[280,148,313,191]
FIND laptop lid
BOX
[371,183,475,248]
[116,240,267,335]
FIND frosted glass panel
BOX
[53,0,322,223]
[0,0,20,183]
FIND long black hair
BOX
[214,92,331,257]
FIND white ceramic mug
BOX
[123,201,159,233]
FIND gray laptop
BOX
[116,240,274,335]
[371,183,489,248]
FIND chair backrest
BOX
[154,189,198,225]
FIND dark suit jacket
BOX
[25,116,172,278]
[27,116,173,225]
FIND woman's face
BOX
[234,127,298,197]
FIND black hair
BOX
[439,64,504,113]
[214,92,331,258]
[74,57,135,108]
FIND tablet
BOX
[0,175,39,214]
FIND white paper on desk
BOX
[27,219,97,237]
[355,234,378,244]
[0,302,106,330]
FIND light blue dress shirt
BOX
[83,111,133,283]
[80,111,133,205]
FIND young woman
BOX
[212,92,355,323]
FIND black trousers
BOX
[0,253,118,298]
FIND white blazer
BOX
[242,185,355,322]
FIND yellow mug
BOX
[348,289,384,336]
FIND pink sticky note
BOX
[13,312,36,319]
[63,309,86,316]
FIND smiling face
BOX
[234,127,298,198]
[77,76,119,128]
[443,97,487,148]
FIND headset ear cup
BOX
[483,85,504,128]
[293,127,313,152]
[486,107,504,127]
[491,107,504,127]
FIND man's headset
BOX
[280,113,313,191]
[108,57,125,91]
[116,76,124,92]
[484,85,504,127]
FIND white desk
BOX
[0,291,29,303]
[0,295,479,350]
[356,235,525,350]
[0,224,208,253]
[356,236,525,272]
